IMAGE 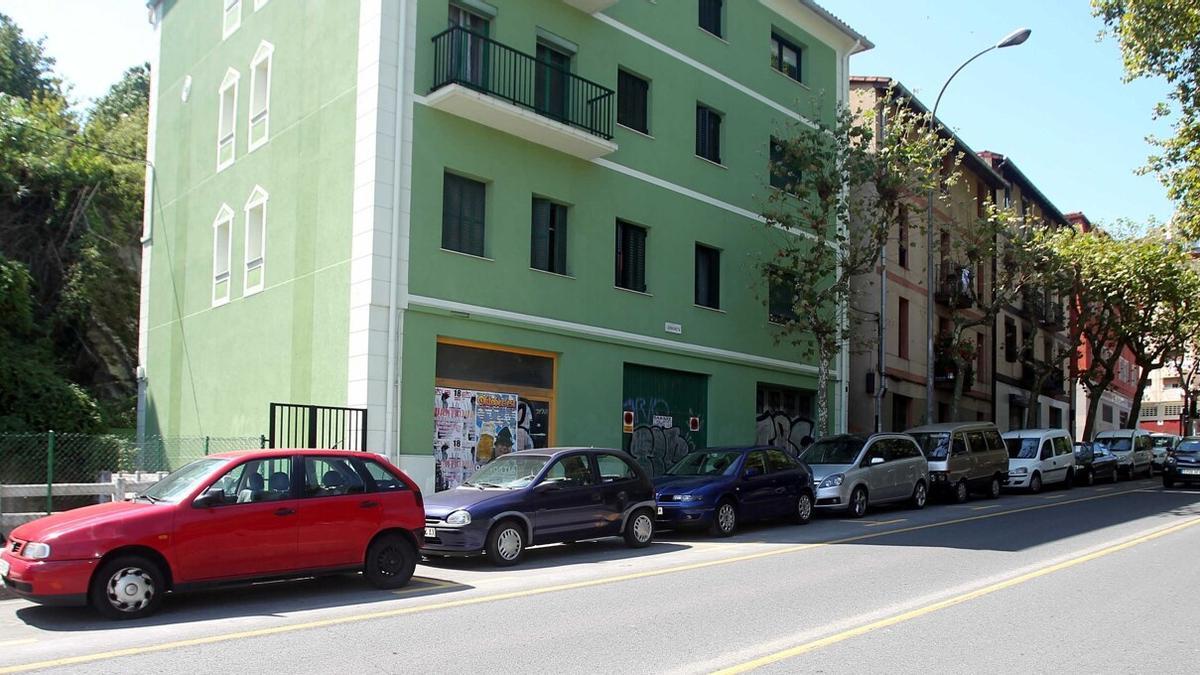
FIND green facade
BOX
[142,0,866,489]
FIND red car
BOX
[0,449,423,619]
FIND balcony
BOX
[1020,362,1066,396]
[561,0,619,12]
[934,362,975,390]
[934,262,975,309]
[429,27,617,160]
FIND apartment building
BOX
[978,152,1074,433]
[138,0,871,489]
[847,77,1005,432]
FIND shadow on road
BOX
[422,540,690,572]
[14,573,471,632]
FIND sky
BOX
[0,0,1176,226]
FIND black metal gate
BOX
[268,403,368,451]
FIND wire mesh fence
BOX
[0,432,265,519]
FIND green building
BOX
[139,0,871,490]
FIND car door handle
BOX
[360,500,379,509]
[274,508,296,516]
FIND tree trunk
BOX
[949,354,965,422]
[816,351,832,437]
[1024,373,1046,429]
[1125,368,1153,429]
[1082,376,1114,441]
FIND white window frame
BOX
[248,41,274,152]
[254,0,269,9]
[244,186,269,295]
[217,68,240,171]
[212,204,234,306]
[223,0,242,39]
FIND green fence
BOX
[0,432,265,516]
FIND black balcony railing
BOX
[431,26,615,140]
[935,262,975,308]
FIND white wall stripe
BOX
[592,13,817,129]
[408,295,821,376]
[591,158,766,223]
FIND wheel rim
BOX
[718,504,736,532]
[105,567,154,613]
[1086,470,1094,486]
[1032,476,1041,492]
[496,527,522,561]
[375,543,405,578]
[915,484,927,506]
[798,494,813,520]
[956,481,967,501]
[991,478,1000,497]
[852,490,866,515]
[632,513,653,543]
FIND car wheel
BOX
[953,479,969,504]
[364,533,416,590]
[1164,475,1175,489]
[1084,468,1095,487]
[1063,470,1074,490]
[89,555,165,620]
[710,500,738,537]
[624,508,655,548]
[910,481,928,510]
[1111,466,1120,484]
[794,491,814,524]
[988,475,1002,499]
[849,486,869,518]
[486,520,526,567]
[1029,473,1043,494]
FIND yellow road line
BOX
[0,484,1156,674]
[712,516,1200,674]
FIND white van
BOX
[1093,429,1153,479]
[1002,429,1076,493]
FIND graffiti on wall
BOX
[623,396,698,475]
[755,411,815,456]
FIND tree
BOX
[765,94,953,435]
[1094,0,1200,239]
[0,13,60,100]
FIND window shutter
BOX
[696,106,706,158]
[552,203,568,274]
[708,110,721,162]
[632,225,646,292]
[464,177,485,256]
[531,199,550,271]
[442,175,461,252]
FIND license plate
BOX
[656,507,663,515]
[1183,469,1200,476]
[423,527,436,538]
[0,558,9,578]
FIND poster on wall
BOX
[433,388,520,491]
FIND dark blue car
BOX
[653,446,815,536]
[422,448,656,566]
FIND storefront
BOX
[432,339,556,490]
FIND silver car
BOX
[803,434,930,518]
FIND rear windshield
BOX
[1094,437,1132,452]
[1005,438,1039,459]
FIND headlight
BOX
[819,474,845,489]
[23,542,51,560]
[1167,456,1178,465]
[445,510,471,526]
[1011,467,1028,475]
[677,494,704,502]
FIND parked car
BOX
[1002,429,1076,493]
[1163,437,1200,488]
[906,422,1008,502]
[422,448,656,566]
[1074,441,1120,485]
[802,434,929,518]
[1093,429,1153,479]
[0,449,424,619]
[1149,433,1180,473]
[653,446,814,536]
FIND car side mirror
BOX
[869,456,885,466]
[193,487,225,508]
[533,481,561,494]
[744,467,762,479]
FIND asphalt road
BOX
[1,475,1198,674]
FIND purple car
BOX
[422,448,656,566]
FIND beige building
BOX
[1137,359,1194,436]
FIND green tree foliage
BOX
[0,14,147,431]
[1094,0,1200,238]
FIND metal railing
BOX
[268,403,368,451]
[935,261,975,308]
[431,26,615,140]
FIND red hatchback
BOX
[0,449,423,619]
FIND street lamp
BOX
[925,27,1031,425]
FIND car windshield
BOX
[1151,437,1174,448]
[463,455,551,489]
[141,458,229,503]
[1177,440,1200,453]
[910,432,951,461]
[1005,438,1039,459]
[1094,437,1132,452]
[667,451,743,476]
[801,437,865,465]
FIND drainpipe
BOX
[875,96,889,433]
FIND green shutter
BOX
[531,198,551,271]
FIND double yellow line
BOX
[0,485,1168,673]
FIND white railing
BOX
[0,472,169,531]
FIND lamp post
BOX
[925,27,1031,425]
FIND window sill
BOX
[440,248,494,262]
[616,123,654,140]
[695,155,727,170]
[694,303,725,314]
[771,67,810,90]
[212,297,231,308]
[216,158,235,173]
[614,285,652,297]
[244,284,264,297]
[699,27,728,45]
[530,267,575,280]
